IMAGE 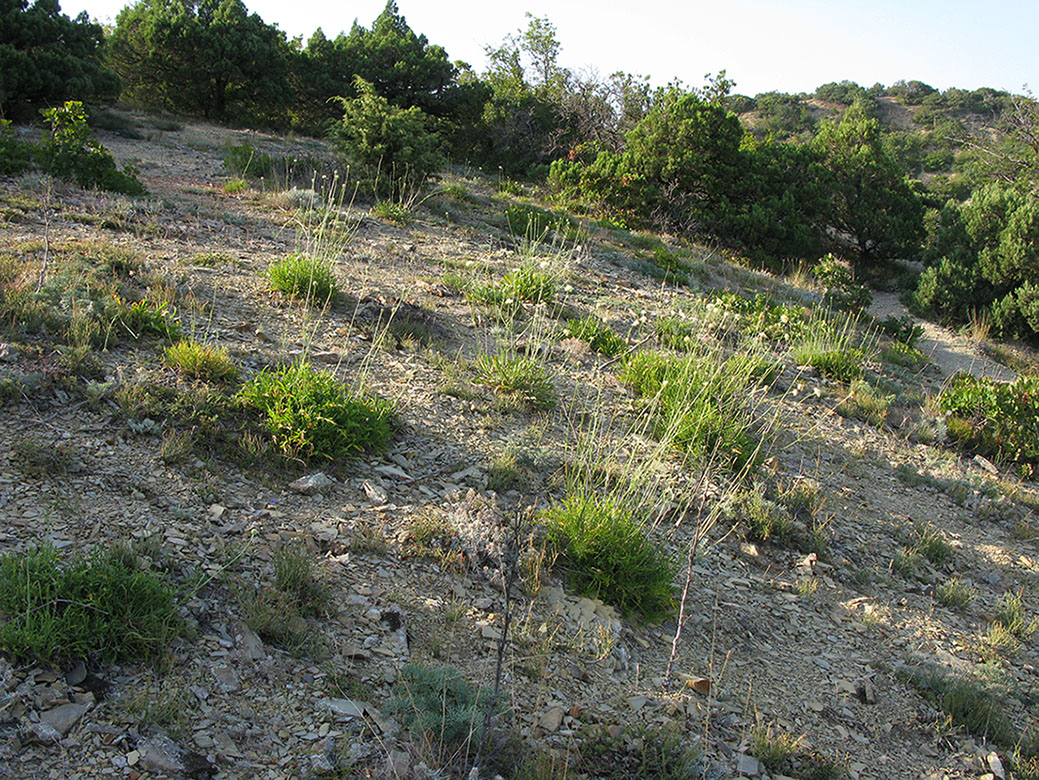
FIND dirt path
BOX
[869,291,1016,382]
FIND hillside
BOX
[1,114,1038,780]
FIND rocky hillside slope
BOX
[0,114,1037,780]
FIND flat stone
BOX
[211,664,239,692]
[322,698,368,719]
[289,472,335,495]
[231,620,265,661]
[41,701,91,735]
[539,706,565,732]
[736,752,760,777]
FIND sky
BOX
[63,0,1038,98]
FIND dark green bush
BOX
[504,204,575,241]
[0,120,33,176]
[542,494,674,621]
[328,77,444,198]
[911,255,981,324]
[575,724,702,780]
[0,544,178,665]
[238,361,394,461]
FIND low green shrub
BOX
[705,291,807,343]
[900,666,1015,747]
[542,494,674,621]
[265,254,339,305]
[474,353,555,410]
[110,297,181,341]
[238,360,394,461]
[936,577,976,609]
[469,264,556,310]
[505,204,575,241]
[0,544,178,665]
[562,317,626,357]
[36,101,145,195]
[937,373,1039,475]
[654,317,698,351]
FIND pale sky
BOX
[65,0,1038,97]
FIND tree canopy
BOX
[0,0,119,119]
[107,0,292,124]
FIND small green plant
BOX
[372,199,412,225]
[265,254,339,305]
[562,316,625,357]
[120,679,189,739]
[237,584,319,655]
[542,493,674,621]
[620,348,773,471]
[0,544,178,665]
[238,360,394,462]
[794,346,864,382]
[993,590,1038,640]
[109,296,181,341]
[654,316,697,351]
[12,437,74,477]
[474,353,555,410]
[163,340,238,382]
[936,577,976,610]
[728,488,793,543]
[223,178,248,194]
[881,340,929,370]
[383,663,496,758]
[910,522,951,566]
[792,310,871,382]
[461,262,559,315]
[273,542,327,616]
[505,204,573,241]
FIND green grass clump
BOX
[238,360,393,461]
[654,317,698,351]
[751,724,848,780]
[572,724,701,780]
[793,347,864,382]
[901,667,1015,747]
[938,373,1039,475]
[469,264,556,310]
[936,577,976,610]
[993,590,1038,640]
[265,254,339,305]
[542,494,674,621]
[706,291,806,343]
[384,663,497,756]
[836,379,893,427]
[372,199,412,225]
[163,340,238,382]
[273,542,327,615]
[474,353,555,410]
[730,489,794,544]
[620,349,773,471]
[0,544,178,665]
[505,204,574,241]
[562,316,625,357]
